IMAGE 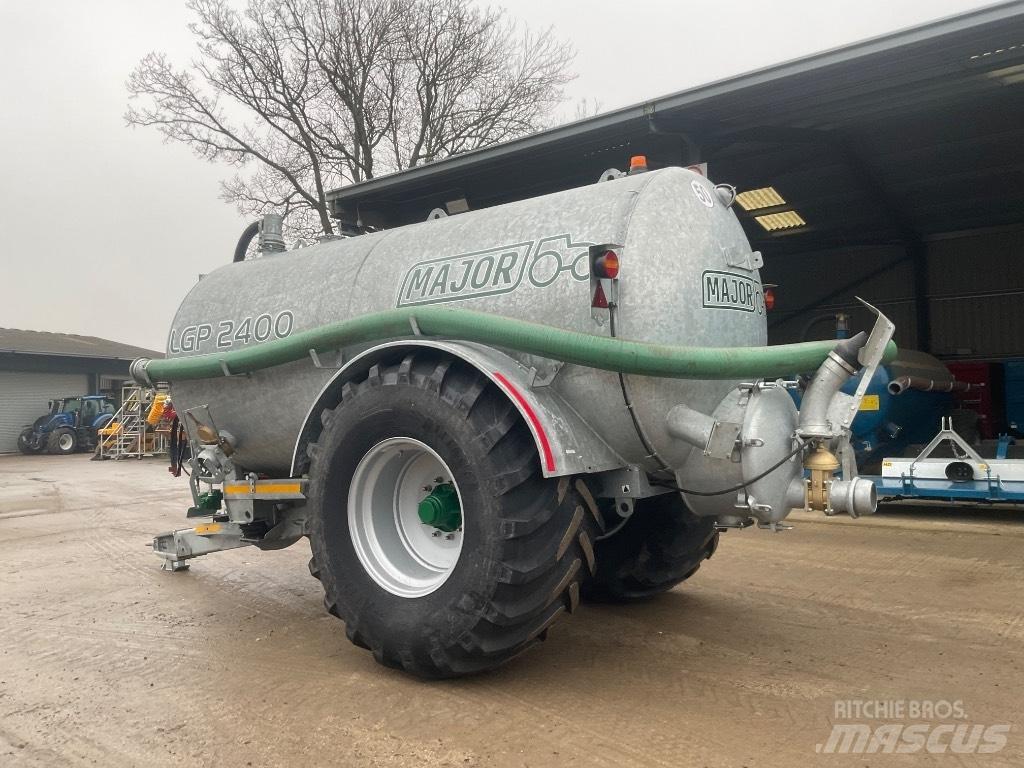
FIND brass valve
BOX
[195,423,235,456]
[804,443,839,512]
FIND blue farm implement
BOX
[866,418,1024,506]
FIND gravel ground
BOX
[1,453,1021,767]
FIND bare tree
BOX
[570,97,603,122]
[127,0,574,239]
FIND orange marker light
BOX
[629,155,648,174]
[594,250,620,279]
[764,287,776,311]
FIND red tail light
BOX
[593,250,619,279]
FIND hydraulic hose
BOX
[132,306,897,385]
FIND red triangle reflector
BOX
[591,282,609,308]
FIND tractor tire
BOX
[583,492,718,602]
[47,427,78,455]
[17,428,41,455]
[306,353,598,678]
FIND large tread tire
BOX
[306,353,598,678]
[584,492,718,602]
[46,427,78,455]
[17,429,40,455]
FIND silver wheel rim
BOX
[348,437,464,598]
[58,433,74,451]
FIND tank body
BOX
[167,167,768,474]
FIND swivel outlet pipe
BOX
[131,307,897,386]
[796,331,881,517]
[797,331,870,439]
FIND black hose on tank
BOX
[232,221,260,263]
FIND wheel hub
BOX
[347,437,464,598]
[417,483,462,532]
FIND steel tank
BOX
[167,167,768,475]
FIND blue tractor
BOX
[17,395,117,455]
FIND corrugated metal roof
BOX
[323,0,1024,256]
[0,328,162,361]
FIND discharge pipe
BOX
[131,307,897,386]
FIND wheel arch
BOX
[290,340,625,479]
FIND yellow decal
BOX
[195,523,222,535]
[223,482,303,496]
[859,394,880,411]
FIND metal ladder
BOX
[100,386,147,459]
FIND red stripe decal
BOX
[492,372,556,473]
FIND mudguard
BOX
[290,340,625,479]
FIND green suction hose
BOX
[133,306,896,384]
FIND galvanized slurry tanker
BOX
[133,165,895,678]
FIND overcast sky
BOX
[0,0,1001,351]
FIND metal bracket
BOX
[735,493,772,517]
[705,421,742,460]
[309,348,344,369]
[259,514,309,549]
[217,360,250,378]
[526,359,564,388]
[590,465,671,500]
[838,297,895,431]
[827,392,856,434]
[758,521,794,532]
[838,436,859,480]
[722,245,764,271]
[738,378,799,391]
[612,497,634,518]
[911,416,986,467]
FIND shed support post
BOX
[910,242,931,353]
